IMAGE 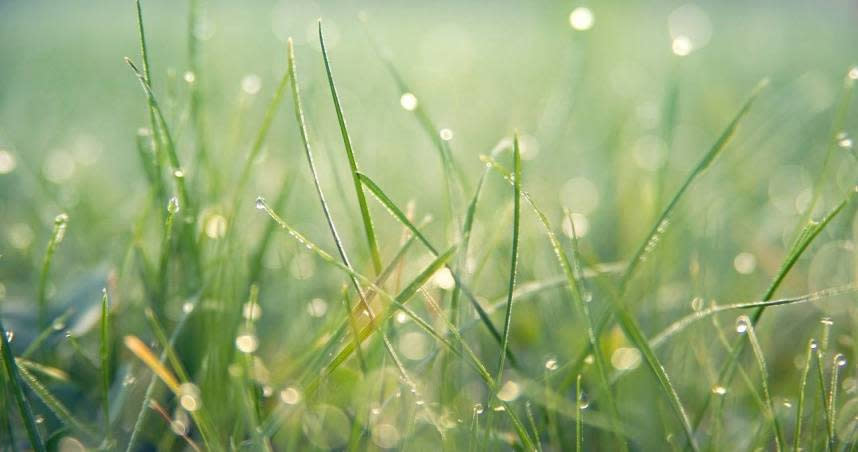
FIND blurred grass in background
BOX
[1,0,858,450]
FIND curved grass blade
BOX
[318,20,383,275]
[649,283,858,349]
[736,315,784,451]
[0,317,45,451]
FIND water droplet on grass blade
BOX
[439,128,453,141]
[821,317,834,326]
[280,386,301,405]
[836,353,848,367]
[167,196,180,214]
[178,383,201,411]
[545,358,559,371]
[255,197,266,210]
[236,333,259,354]
[399,93,418,111]
[712,385,727,395]
[241,74,262,95]
[736,316,750,334]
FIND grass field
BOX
[2,0,858,450]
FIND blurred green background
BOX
[2,0,858,449]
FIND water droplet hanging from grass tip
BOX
[735,316,750,334]
[255,196,266,210]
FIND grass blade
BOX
[793,338,816,451]
[318,20,383,275]
[736,315,784,451]
[0,317,45,451]
[100,289,111,446]
[37,213,68,329]
[16,365,99,443]
[356,171,517,365]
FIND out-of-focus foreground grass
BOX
[1,0,858,450]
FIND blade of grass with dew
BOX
[256,205,537,449]
[37,213,68,329]
[829,353,846,449]
[486,133,522,439]
[287,37,402,378]
[134,0,169,218]
[794,338,817,451]
[0,317,45,452]
[100,289,111,446]
[526,401,543,452]
[737,315,784,451]
[814,332,834,449]
[648,283,858,349]
[693,187,857,433]
[318,20,383,275]
[156,197,179,320]
[16,365,100,443]
[356,171,518,366]
[16,359,70,382]
[556,80,768,394]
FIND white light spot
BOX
[569,7,594,31]
[736,316,750,334]
[0,150,16,174]
[849,67,858,81]
[43,150,76,183]
[178,383,201,411]
[400,93,418,111]
[712,385,727,395]
[241,74,262,95]
[280,386,302,405]
[561,212,590,238]
[235,334,259,354]
[611,347,641,370]
[371,423,400,449]
[432,268,455,290]
[733,252,756,274]
[439,128,454,141]
[183,71,196,83]
[668,4,712,52]
[672,36,693,56]
[497,380,521,402]
[307,298,328,317]
[560,177,600,215]
[243,302,262,321]
[633,135,668,171]
[204,214,227,239]
[398,331,428,361]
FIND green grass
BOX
[2,1,858,450]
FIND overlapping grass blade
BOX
[37,213,68,329]
[356,172,517,366]
[0,317,45,451]
[793,338,816,451]
[318,20,383,275]
[100,289,111,445]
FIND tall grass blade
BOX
[100,289,111,446]
[0,317,45,451]
[318,20,383,275]
[793,338,816,451]
[37,213,68,329]
[736,315,784,451]
[16,365,99,443]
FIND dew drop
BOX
[835,353,848,367]
[474,403,484,414]
[52,319,66,331]
[810,339,818,350]
[672,35,693,56]
[439,128,454,141]
[235,333,259,354]
[34,414,44,424]
[837,133,853,149]
[4,330,13,342]
[545,358,559,371]
[577,394,590,409]
[183,71,196,83]
[242,302,262,321]
[123,374,136,386]
[255,197,266,210]
[178,383,201,411]
[279,386,302,405]
[167,196,180,214]
[711,385,727,395]
[735,316,750,334]
[182,302,194,314]
[850,67,858,81]
[173,169,185,178]
[0,150,17,174]
[821,317,834,326]
[492,405,506,412]
[415,399,425,406]
[399,93,418,111]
